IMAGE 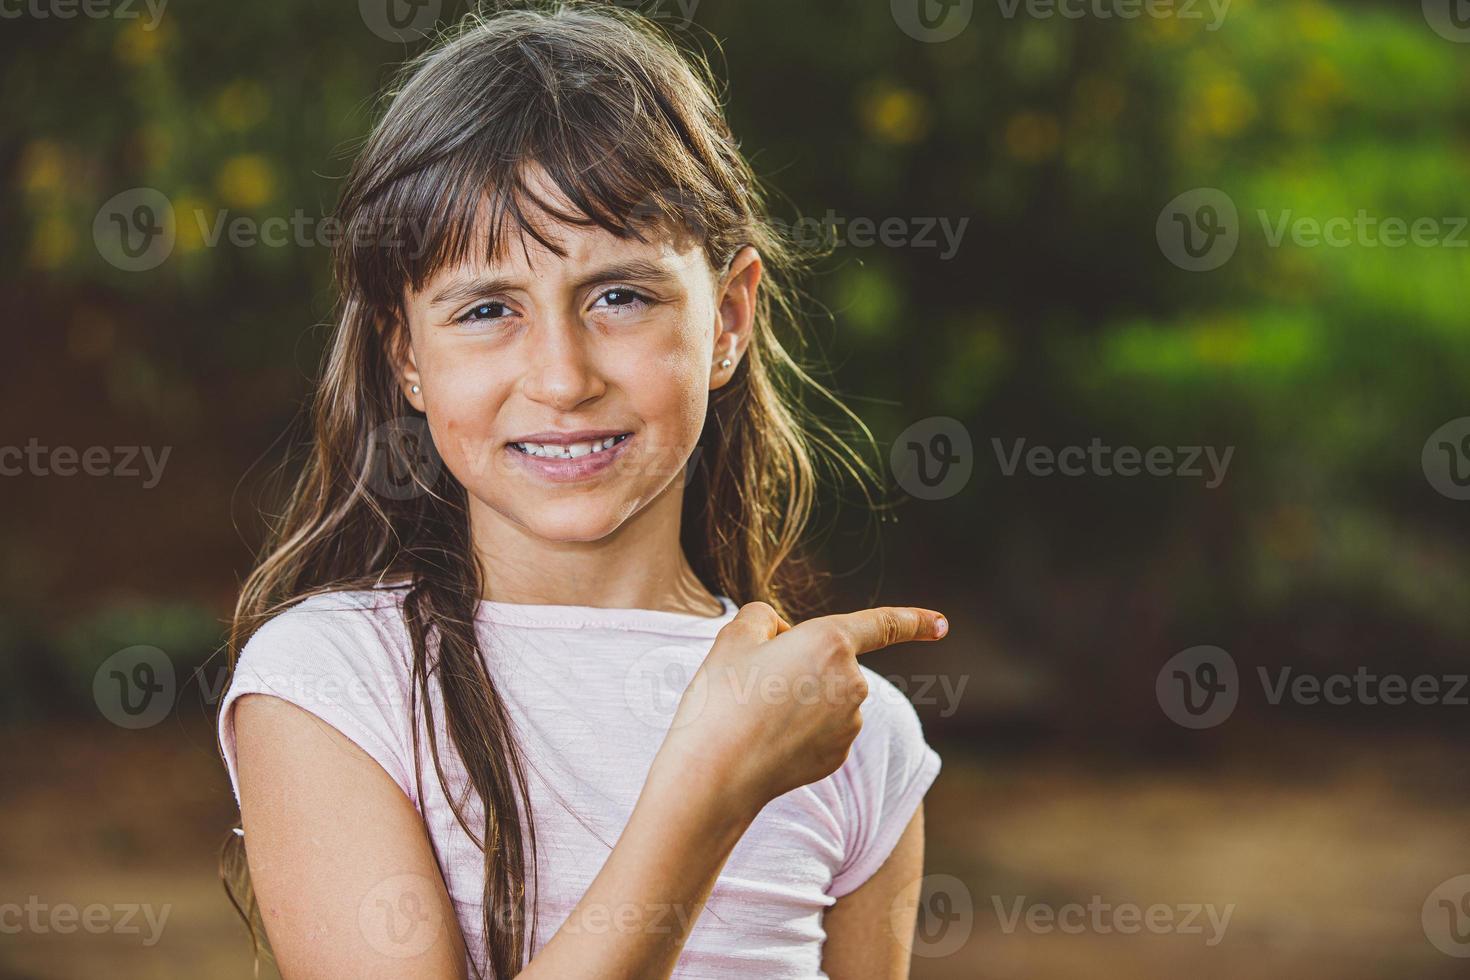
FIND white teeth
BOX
[514,434,627,458]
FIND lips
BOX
[504,429,636,483]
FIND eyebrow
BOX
[427,259,682,308]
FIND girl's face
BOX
[395,172,760,544]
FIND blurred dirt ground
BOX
[1,719,1466,979]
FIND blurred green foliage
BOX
[1,0,1466,736]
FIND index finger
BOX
[809,606,948,657]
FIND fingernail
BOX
[933,616,948,638]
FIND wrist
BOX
[648,735,764,831]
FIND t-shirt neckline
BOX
[474,594,737,636]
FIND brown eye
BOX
[593,288,651,311]
[458,302,511,323]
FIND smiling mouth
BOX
[509,433,632,460]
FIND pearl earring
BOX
[410,384,421,394]
[719,357,732,369]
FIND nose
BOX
[519,314,606,412]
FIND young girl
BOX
[216,4,947,977]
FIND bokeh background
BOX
[3,0,1469,976]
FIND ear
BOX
[709,245,762,392]
[386,312,427,413]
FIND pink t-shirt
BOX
[216,587,941,978]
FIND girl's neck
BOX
[468,488,724,617]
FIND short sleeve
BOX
[217,591,419,810]
[826,667,943,899]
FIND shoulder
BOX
[826,667,943,898]
[220,586,419,806]
[854,666,930,747]
[842,665,943,791]
[235,587,414,679]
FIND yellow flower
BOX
[1004,112,1061,164]
[215,155,276,209]
[115,22,165,65]
[215,80,270,132]
[19,140,65,195]
[30,213,75,270]
[861,84,930,145]
[172,194,211,253]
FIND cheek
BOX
[419,352,511,466]
[637,321,712,445]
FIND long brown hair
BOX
[219,2,877,976]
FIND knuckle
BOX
[824,624,854,657]
[875,609,900,648]
[741,600,776,619]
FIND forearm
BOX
[519,742,757,980]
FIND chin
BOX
[511,499,637,544]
